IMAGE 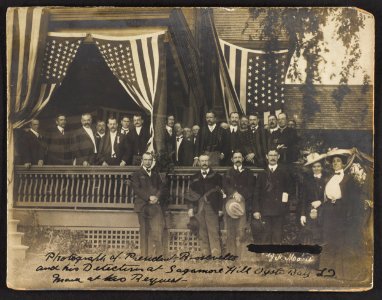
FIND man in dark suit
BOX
[71,113,98,166]
[268,113,299,164]
[98,117,131,166]
[225,112,240,165]
[46,114,72,165]
[191,125,201,166]
[172,125,194,166]
[240,113,269,167]
[189,154,223,256]
[223,150,255,256]
[129,113,150,165]
[20,119,46,167]
[252,148,292,244]
[131,152,167,256]
[198,110,229,166]
[164,115,175,156]
[119,115,130,136]
[95,120,106,150]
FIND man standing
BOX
[164,115,175,155]
[191,125,201,166]
[131,152,167,257]
[98,117,131,166]
[20,119,45,167]
[189,154,223,256]
[241,113,268,167]
[198,111,228,166]
[46,114,72,165]
[269,113,299,164]
[252,148,292,244]
[120,115,131,136]
[95,120,106,150]
[129,113,150,165]
[173,125,194,166]
[71,113,98,166]
[225,112,240,165]
[223,151,255,256]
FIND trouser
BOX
[195,203,221,256]
[262,215,284,244]
[225,214,247,257]
[137,209,165,257]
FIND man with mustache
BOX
[223,151,255,256]
[71,113,98,166]
[252,148,292,244]
[189,154,223,256]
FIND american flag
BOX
[93,32,165,152]
[219,39,289,120]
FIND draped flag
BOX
[93,32,166,152]
[37,33,86,115]
[219,39,290,122]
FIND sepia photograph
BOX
[6,6,374,290]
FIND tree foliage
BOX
[246,8,369,121]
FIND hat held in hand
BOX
[225,196,245,219]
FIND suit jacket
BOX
[239,126,269,167]
[164,129,175,156]
[301,174,328,216]
[46,127,72,165]
[97,132,129,165]
[192,134,200,158]
[128,126,150,157]
[71,127,98,165]
[131,167,167,212]
[95,133,104,150]
[173,136,194,166]
[253,165,292,216]
[226,129,240,159]
[20,130,46,164]
[268,127,299,163]
[199,124,229,157]
[223,167,255,212]
[189,170,223,214]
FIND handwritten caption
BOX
[34,251,335,286]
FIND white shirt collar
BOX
[268,164,278,171]
[57,126,64,133]
[144,166,151,175]
[234,165,243,172]
[110,130,117,137]
[230,125,238,132]
[121,127,129,133]
[97,132,105,138]
[269,126,279,133]
[201,168,210,176]
[176,135,183,140]
[314,173,322,179]
[135,126,142,134]
[166,125,173,132]
[251,125,259,131]
[208,124,216,132]
[30,129,39,138]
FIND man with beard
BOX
[98,117,131,166]
[252,148,292,244]
[198,111,229,166]
[225,112,240,165]
[131,152,167,257]
[188,154,223,256]
[223,151,254,256]
[95,120,106,150]
[46,114,72,165]
[71,113,98,166]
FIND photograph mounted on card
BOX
[6,6,374,291]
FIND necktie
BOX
[177,137,182,142]
[123,130,128,135]
[270,168,274,173]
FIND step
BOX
[8,232,24,245]
[8,245,29,261]
[8,219,20,233]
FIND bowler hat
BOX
[225,196,245,219]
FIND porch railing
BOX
[13,166,263,209]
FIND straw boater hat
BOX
[325,148,352,164]
[225,195,245,219]
[304,152,327,166]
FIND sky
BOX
[285,10,374,85]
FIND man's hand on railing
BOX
[188,208,194,217]
[192,158,199,167]
[37,160,44,166]
[149,195,158,204]
[253,212,261,220]
[83,161,90,166]
[120,160,126,166]
[24,163,32,169]
[218,210,223,217]
[102,161,108,166]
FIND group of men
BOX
[19,110,299,169]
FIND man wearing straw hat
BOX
[223,150,255,257]
[300,152,328,245]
